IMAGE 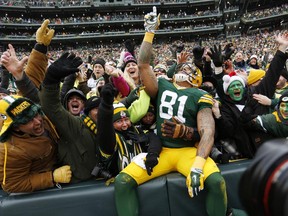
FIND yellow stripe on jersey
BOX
[199,94,214,105]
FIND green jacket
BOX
[257,111,288,138]
[39,84,99,183]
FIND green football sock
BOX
[114,173,138,216]
[205,172,228,216]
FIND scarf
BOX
[81,114,97,134]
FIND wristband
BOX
[34,43,48,54]
[192,156,206,170]
[144,32,155,44]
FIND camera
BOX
[91,163,112,180]
[240,138,288,216]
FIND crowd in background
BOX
[0,3,287,207]
[43,29,279,70]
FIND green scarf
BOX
[81,114,97,134]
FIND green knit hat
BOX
[113,101,130,122]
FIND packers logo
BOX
[120,111,127,118]
[10,101,31,117]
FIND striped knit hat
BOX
[113,101,130,122]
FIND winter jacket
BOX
[216,50,288,157]
[39,84,100,183]
[0,117,58,193]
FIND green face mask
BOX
[227,80,244,101]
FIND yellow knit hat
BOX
[247,69,266,85]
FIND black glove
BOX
[192,46,205,62]
[208,45,224,67]
[102,73,110,84]
[170,44,177,59]
[121,87,140,108]
[127,131,149,144]
[100,82,116,105]
[176,44,184,53]
[43,52,83,85]
[124,39,135,57]
[223,43,234,60]
[145,152,159,176]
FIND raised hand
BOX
[275,32,288,53]
[177,51,190,64]
[223,43,235,60]
[208,44,225,67]
[0,44,29,80]
[100,82,116,105]
[144,6,160,33]
[43,52,83,85]
[192,46,205,63]
[36,19,55,46]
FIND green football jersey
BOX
[156,78,213,148]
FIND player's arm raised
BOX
[138,6,160,99]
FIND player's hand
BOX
[186,168,204,198]
[144,6,160,33]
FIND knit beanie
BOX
[93,58,106,70]
[84,96,101,115]
[247,69,265,85]
[123,52,137,69]
[277,90,288,124]
[113,101,130,122]
[278,90,288,107]
[250,55,258,61]
[63,88,87,109]
[223,71,246,94]
[154,64,168,73]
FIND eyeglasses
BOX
[154,68,166,73]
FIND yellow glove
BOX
[53,165,72,183]
[186,156,205,198]
[36,19,55,46]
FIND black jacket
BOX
[216,50,288,157]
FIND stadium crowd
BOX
[0,6,287,216]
